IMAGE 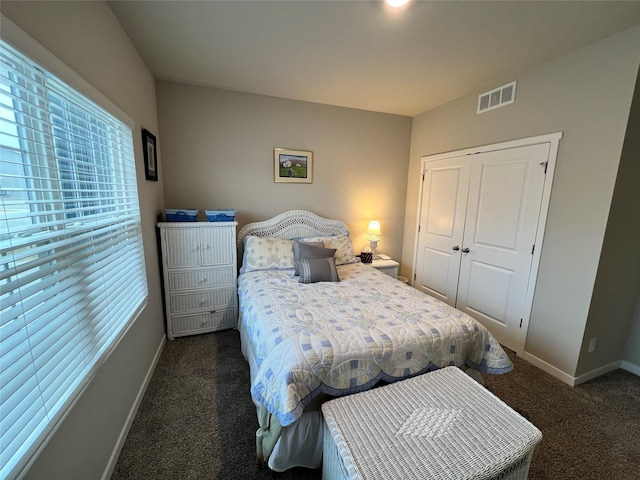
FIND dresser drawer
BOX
[167,266,234,291]
[169,287,235,313]
[170,309,236,335]
[375,265,398,277]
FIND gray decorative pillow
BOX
[300,235,357,266]
[292,239,323,275]
[298,257,340,284]
[293,240,334,276]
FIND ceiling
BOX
[108,0,640,117]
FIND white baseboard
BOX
[522,351,639,386]
[102,334,166,480]
[573,360,621,386]
[620,360,640,376]
[521,351,578,386]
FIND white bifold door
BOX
[415,138,558,353]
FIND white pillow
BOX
[300,235,357,266]
[240,236,294,273]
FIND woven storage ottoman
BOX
[321,366,541,480]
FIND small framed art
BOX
[142,128,158,181]
[274,148,313,184]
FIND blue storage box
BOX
[165,209,198,222]
[206,209,236,222]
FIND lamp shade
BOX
[367,220,381,238]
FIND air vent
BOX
[477,81,517,114]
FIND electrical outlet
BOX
[588,337,597,353]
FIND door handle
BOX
[452,245,460,251]
[462,247,470,253]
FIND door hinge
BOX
[531,244,535,255]
[414,273,417,281]
[418,225,421,233]
[520,319,523,328]
[539,161,548,174]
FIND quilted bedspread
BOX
[238,262,513,427]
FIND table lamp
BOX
[366,220,381,258]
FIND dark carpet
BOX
[111,329,640,479]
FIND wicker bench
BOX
[321,366,541,480]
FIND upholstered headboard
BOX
[237,210,350,261]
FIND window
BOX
[0,39,148,479]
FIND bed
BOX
[236,210,513,472]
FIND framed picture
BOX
[142,128,158,181]
[274,148,313,184]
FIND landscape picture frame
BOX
[274,148,313,184]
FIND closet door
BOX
[415,136,560,354]
[414,157,471,305]
[455,143,550,350]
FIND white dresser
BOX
[158,221,238,340]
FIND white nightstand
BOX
[370,257,399,278]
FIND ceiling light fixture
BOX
[386,0,410,7]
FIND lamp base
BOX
[369,239,379,259]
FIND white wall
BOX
[403,26,640,380]
[1,2,166,478]
[156,81,412,262]
[579,66,640,377]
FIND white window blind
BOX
[0,40,148,479]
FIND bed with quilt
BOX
[236,210,513,472]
